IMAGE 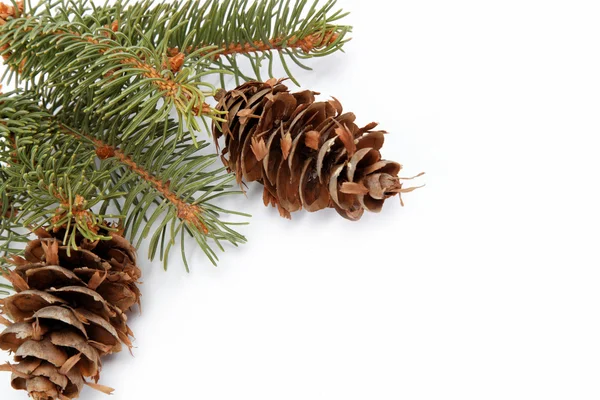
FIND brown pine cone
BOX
[213,78,422,220]
[0,226,141,399]
[0,1,22,25]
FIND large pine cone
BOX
[0,227,141,399]
[213,79,420,220]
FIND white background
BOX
[2,0,600,399]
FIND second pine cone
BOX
[213,78,418,220]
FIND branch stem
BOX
[60,125,209,234]
[174,30,340,59]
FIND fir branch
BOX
[51,93,248,268]
[193,30,341,58]
[0,6,223,143]
[0,91,28,261]
[6,133,120,245]
[1,90,128,248]
[0,0,350,146]
[0,166,28,261]
[104,0,352,85]
[60,123,210,235]
[0,0,350,270]
[2,0,350,87]
[1,89,247,267]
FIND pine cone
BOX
[0,1,22,25]
[213,79,421,220]
[0,226,141,399]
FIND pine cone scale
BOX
[24,266,85,290]
[0,322,45,351]
[28,306,88,338]
[299,159,330,212]
[276,158,302,213]
[1,290,66,322]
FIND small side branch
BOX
[175,30,340,59]
[0,11,212,116]
[61,126,209,234]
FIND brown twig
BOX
[61,126,209,234]
[171,30,340,59]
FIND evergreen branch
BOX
[1,89,35,259]
[108,0,352,85]
[0,0,350,144]
[0,7,223,142]
[2,89,247,267]
[0,166,28,260]
[1,90,125,247]
[6,134,120,245]
[193,30,341,58]
[4,0,350,87]
[0,0,350,270]
[60,123,210,235]
[50,94,248,268]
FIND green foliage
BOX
[0,166,28,260]
[54,92,248,269]
[0,1,221,145]
[1,91,117,246]
[0,284,12,296]
[0,0,350,269]
[97,0,352,85]
[1,90,247,269]
[0,160,21,296]
[0,0,350,141]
